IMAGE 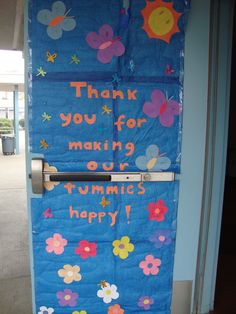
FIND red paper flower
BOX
[75,240,97,259]
[147,200,168,222]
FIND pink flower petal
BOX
[46,246,54,253]
[146,255,154,263]
[139,261,147,269]
[150,267,159,275]
[54,246,64,255]
[143,268,151,275]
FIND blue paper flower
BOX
[135,145,171,171]
[37,1,76,40]
[149,230,172,249]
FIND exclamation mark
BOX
[126,205,131,224]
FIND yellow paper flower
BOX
[72,311,87,314]
[58,265,82,284]
[43,163,60,191]
[112,236,134,260]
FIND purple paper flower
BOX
[143,89,181,127]
[149,230,172,249]
[86,24,125,64]
[138,296,154,310]
[56,289,78,307]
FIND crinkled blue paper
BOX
[28,1,190,313]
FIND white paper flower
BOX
[38,306,54,314]
[97,283,119,304]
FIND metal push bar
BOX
[30,158,176,195]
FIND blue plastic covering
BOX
[28,1,190,313]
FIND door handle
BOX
[30,158,176,195]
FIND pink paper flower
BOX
[147,200,168,222]
[139,255,161,276]
[75,240,97,259]
[46,233,68,255]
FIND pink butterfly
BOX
[143,89,182,127]
[165,64,175,75]
[43,208,53,218]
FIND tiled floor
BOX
[0,131,32,314]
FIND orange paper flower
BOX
[108,304,124,314]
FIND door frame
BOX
[193,0,234,313]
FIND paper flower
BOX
[72,311,87,314]
[46,233,67,255]
[139,255,161,276]
[38,306,54,314]
[143,89,181,127]
[86,24,125,64]
[43,163,60,191]
[149,230,172,249]
[138,296,154,310]
[135,145,171,171]
[108,304,124,314]
[75,240,97,259]
[112,236,134,260]
[147,200,168,222]
[37,1,76,40]
[56,289,78,307]
[58,265,82,284]
[97,283,119,304]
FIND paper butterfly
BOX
[86,24,125,64]
[165,64,175,75]
[43,208,53,218]
[37,1,76,40]
[135,145,171,171]
[143,89,181,127]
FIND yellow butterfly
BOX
[47,52,57,63]
[98,280,108,288]
[102,105,112,115]
[100,196,110,208]
[40,139,49,149]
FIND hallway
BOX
[0,130,32,313]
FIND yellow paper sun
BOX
[141,0,182,43]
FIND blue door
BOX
[27,1,190,313]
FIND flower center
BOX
[43,311,48,314]
[64,294,71,301]
[147,157,158,170]
[143,299,150,305]
[147,263,153,268]
[159,235,166,242]
[119,244,125,249]
[84,246,91,252]
[106,289,112,295]
[67,271,74,277]
[53,240,61,247]
[155,207,161,214]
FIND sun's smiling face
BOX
[141,0,182,43]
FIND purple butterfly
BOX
[143,89,182,127]
[165,64,175,75]
[43,208,53,218]
[86,24,125,64]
